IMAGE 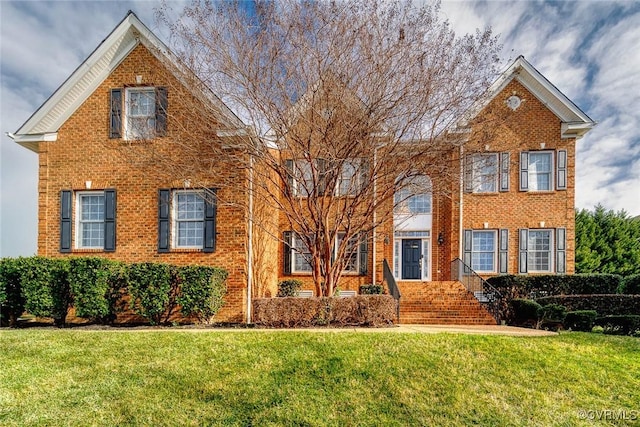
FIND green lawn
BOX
[0,330,638,426]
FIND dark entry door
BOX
[402,239,422,280]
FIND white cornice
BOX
[458,56,596,140]
[11,12,245,150]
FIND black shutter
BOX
[283,231,292,275]
[203,189,217,253]
[109,88,122,139]
[519,229,529,274]
[285,159,294,196]
[463,155,473,193]
[104,189,116,252]
[158,189,171,253]
[557,149,567,190]
[359,233,368,276]
[463,229,472,274]
[155,87,168,137]
[556,228,566,273]
[519,152,529,191]
[60,190,72,253]
[499,152,510,192]
[498,229,508,274]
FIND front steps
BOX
[398,281,497,325]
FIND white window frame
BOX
[471,153,498,193]
[124,87,156,140]
[172,190,205,249]
[392,231,431,281]
[289,232,362,274]
[75,191,105,249]
[291,234,313,273]
[528,151,554,192]
[470,230,497,273]
[527,229,554,273]
[293,160,314,197]
[336,232,360,273]
[336,160,361,196]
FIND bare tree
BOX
[144,0,501,296]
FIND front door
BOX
[402,239,422,279]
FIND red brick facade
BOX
[13,15,593,323]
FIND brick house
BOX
[9,12,594,324]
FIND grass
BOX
[0,330,638,426]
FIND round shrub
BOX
[509,299,541,326]
[277,279,303,297]
[359,284,383,295]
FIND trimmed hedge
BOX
[487,274,623,299]
[564,310,598,332]
[509,299,541,327]
[620,274,640,295]
[595,315,640,336]
[536,295,640,316]
[252,295,396,327]
[0,257,228,327]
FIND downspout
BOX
[458,145,464,265]
[372,148,378,285]
[246,152,254,324]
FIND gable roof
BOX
[8,11,246,152]
[459,55,595,139]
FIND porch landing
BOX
[397,281,497,325]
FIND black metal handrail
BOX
[451,258,502,323]
[382,259,401,322]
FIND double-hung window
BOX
[60,189,116,253]
[157,189,217,253]
[527,229,552,272]
[464,152,510,193]
[528,152,552,191]
[337,160,363,196]
[518,228,565,274]
[125,88,156,139]
[173,191,205,248]
[520,150,567,192]
[284,231,367,275]
[470,230,496,273]
[471,154,498,193]
[77,192,106,249]
[292,234,313,273]
[336,232,359,272]
[109,86,167,140]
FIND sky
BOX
[1,0,639,257]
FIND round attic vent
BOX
[506,95,522,110]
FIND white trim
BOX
[172,189,205,249]
[527,150,554,192]
[470,230,497,274]
[527,229,554,273]
[393,234,431,281]
[75,190,106,250]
